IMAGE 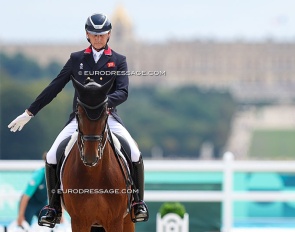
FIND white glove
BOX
[8,111,33,132]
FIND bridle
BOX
[75,97,109,167]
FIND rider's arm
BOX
[27,57,73,116]
[107,55,128,108]
[25,109,33,116]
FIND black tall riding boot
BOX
[132,156,149,222]
[38,162,62,228]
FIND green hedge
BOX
[159,202,186,218]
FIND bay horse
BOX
[61,77,134,232]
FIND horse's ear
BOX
[71,75,84,92]
[101,77,115,95]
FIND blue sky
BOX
[0,0,294,43]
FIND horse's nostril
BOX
[84,154,99,167]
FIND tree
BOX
[118,86,236,158]
[0,75,72,159]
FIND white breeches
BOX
[46,115,140,164]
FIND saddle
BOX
[56,136,71,178]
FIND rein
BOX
[76,97,108,167]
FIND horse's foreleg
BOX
[103,218,124,232]
[123,216,135,232]
[71,220,91,232]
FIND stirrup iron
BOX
[131,201,149,223]
[38,205,61,228]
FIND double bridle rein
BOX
[75,97,109,167]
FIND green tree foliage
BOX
[0,52,62,80]
[44,61,62,78]
[118,87,236,158]
[0,74,72,160]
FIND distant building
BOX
[1,5,295,102]
[110,4,135,44]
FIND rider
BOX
[8,13,148,227]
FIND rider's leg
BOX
[39,118,77,227]
[40,162,62,225]
[108,115,148,221]
[132,155,149,221]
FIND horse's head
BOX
[71,76,115,167]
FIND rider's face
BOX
[86,32,110,50]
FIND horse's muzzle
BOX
[82,154,100,167]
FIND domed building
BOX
[110,4,135,44]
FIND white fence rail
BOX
[1,153,295,232]
[144,152,295,232]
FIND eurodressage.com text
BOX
[78,70,166,76]
[53,188,139,194]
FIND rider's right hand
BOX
[8,110,33,132]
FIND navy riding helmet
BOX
[85,13,112,35]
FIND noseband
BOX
[75,97,108,167]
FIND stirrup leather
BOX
[38,205,62,228]
[131,201,149,223]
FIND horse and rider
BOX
[8,13,148,231]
